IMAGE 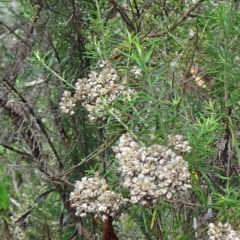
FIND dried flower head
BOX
[114,133,191,205]
[168,134,191,153]
[130,66,142,80]
[60,61,136,121]
[59,90,76,115]
[207,222,240,240]
[70,174,128,221]
[11,215,28,240]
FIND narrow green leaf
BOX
[150,207,158,229]
[0,182,9,211]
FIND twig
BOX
[2,78,64,170]
[139,0,205,40]
[0,144,32,157]
[62,134,118,176]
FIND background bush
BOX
[1,0,240,239]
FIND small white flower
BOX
[80,212,87,217]
[166,192,173,199]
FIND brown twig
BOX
[108,0,136,32]
[1,4,43,84]
[2,78,64,170]
[139,0,205,40]
[102,216,119,240]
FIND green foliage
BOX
[0,180,9,211]
[1,0,240,239]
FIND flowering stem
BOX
[156,216,164,240]
[32,51,74,88]
[150,204,164,240]
[107,108,145,147]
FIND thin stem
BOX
[223,1,233,117]
[33,51,74,88]
[108,108,142,144]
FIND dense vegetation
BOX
[1,0,240,239]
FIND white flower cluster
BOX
[207,222,240,240]
[13,226,26,240]
[60,61,136,121]
[114,133,191,205]
[69,174,128,221]
[11,215,27,240]
[59,90,76,115]
[168,134,192,153]
[130,66,142,80]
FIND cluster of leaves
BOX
[1,0,240,239]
